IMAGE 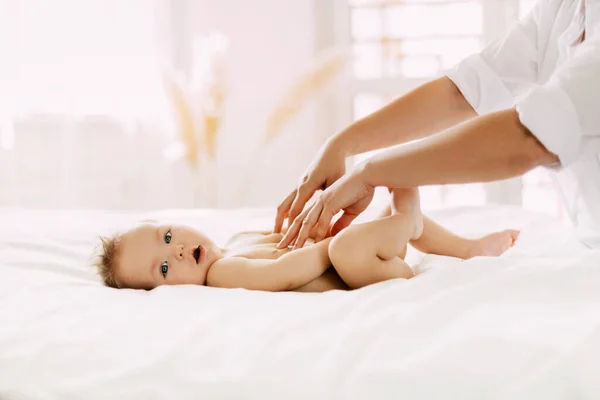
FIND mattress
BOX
[1,206,600,400]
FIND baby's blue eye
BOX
[161,262,168,278]
[164,230,172,244]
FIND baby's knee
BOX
[329,227,364,263]
[329,229,371,289]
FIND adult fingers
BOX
[277,204,313,249]
[312,203,339,243]
[292,201,325,250]
[274,189,296,233]
[286,181,318,230]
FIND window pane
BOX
[381,37,481,78]
[353,43,383,79]
[522,167,562,216]
[385,54,440,79]
[346,1,560,213]
[351,8,383,40]
[397,37,481,58]
[353,93,386,121]
[384,2,482,38]
[350,0,467,6]
[349,1,482,79]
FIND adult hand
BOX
[273,139,346,234]
[278,163,375,250]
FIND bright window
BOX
[350,0,483,80]
[348,0,486,210]
[344,0,560,216]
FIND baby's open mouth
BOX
[193,246,202,264]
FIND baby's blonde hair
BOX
[93,234,123,288]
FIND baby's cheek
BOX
[172,270,206,286]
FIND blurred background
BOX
[0,0,560,217]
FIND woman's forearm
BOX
[363,108,559,188]
[333,77,477,156]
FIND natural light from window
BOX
[346,0,560,216]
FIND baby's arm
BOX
[207,238,332,291]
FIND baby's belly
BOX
[294,268,349,293]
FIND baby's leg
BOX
[410,216,519,259]
[409,217,474,259]
[378,205,470,258]
[328,189,421,289]
[376,205,408,259]
[381,190,519,259]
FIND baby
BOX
[94,188,519,292]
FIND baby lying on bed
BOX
[94,189,518,292]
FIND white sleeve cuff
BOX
[446,54,515,115]
[516,85,583,166]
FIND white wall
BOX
[186,0,323,207]
[0,0,328,210]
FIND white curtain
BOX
[0,0,197,209]
[0,0,348,210]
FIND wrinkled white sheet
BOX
[1,206,600,400]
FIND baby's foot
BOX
[466,229,520,258]
[390,188,424,240]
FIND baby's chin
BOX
[205,244,224,262]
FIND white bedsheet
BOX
[1,206,600,400]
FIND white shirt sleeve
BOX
[448,0,600,167]
[446,1,546,115]
[517,39,600,166]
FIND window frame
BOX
[315,0,526,206]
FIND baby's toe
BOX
[506,229,520,246]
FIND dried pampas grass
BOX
[235,48,349,201]
[264,49,350,143]
[202,111,220,159]
[163,72,200,167]
[162,74,226,166]
[163,33,228,169]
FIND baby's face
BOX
[117,223,222,289]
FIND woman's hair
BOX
[93,234,123,288]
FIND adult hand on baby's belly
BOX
[274,140,347,234]
[278,167,375,250]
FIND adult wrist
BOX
[325,134,351,158]
[356,157,379,190]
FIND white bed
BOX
[1,206,600,400]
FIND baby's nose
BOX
[174,244,185,260]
